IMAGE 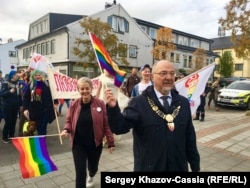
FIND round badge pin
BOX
[97,107,102,112]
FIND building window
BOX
[183,37,189,46]
[178,36,189,46]
[176,53,180,63]
[118,43,127,57]
[190,38,199,48]
[140,25,147,33]
[170,53,175,62]
[183,55,188,67]
[201,41,209,50]
[46,41,51,55]
[108,15,129,33]
[172,34,176,43]
[9,51,16,57]
[129,45,137,58]
[149,28,156,39]
[37,44,41,54]
[235,64,243,71]
[188,55,192,68]
[33,45,36,53]
[29,47,32,55]
[224,50,232,55]
[51,40,55,54]
[215,64,219,71]
[178,36,184,45]
[41,43,45,55]
[206,59,209,65]
[24,48,30,59]
[23,49,26,59]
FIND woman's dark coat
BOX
[23,81,57,124]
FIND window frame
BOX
[129,45,137,58]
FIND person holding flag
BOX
[105,60,200,172]
[23,69,58,135]
[193,83,210,121]
[61,77,114,188]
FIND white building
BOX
[15,2,217,78]
[0,39,26,76]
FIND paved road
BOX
[0,103,249,188]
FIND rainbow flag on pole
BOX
[12,136,57,179]
[89,32,126,87]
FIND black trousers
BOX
[2,104,19,139]
[196,96,206,117]
[72,144,103,188]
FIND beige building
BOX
[211,36,250,79]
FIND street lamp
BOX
[218,26,225,38]
[217,26,225,79]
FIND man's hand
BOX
[104,88,117,107]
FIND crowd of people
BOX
[0,60,224,188]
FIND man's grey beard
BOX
[161,87,171,95]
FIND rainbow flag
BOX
[12,136,57,179]
[89,32,126,87]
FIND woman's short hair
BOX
[30,69,44,82]
[77,77,93,89]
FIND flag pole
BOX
[10,134,61,139]
[47,66,63,145]
[88,31,108,90]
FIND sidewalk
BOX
[0,106,249,188]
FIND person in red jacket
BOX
[61,76,114,188]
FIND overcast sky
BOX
[0,0,230,43]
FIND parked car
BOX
[217,80,250,110]
[219,77,246,87]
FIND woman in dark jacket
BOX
[23,69,58,135]
[0,70,22,143]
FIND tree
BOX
[192,48,207,71]
[217,51,235,77]
[219,0,250,58]
[152,27,176,60]
[73,17,129,71]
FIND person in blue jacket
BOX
[105,60,200,172]
[0,69,22,143]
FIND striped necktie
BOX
[161,96,169,112]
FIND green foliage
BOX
[217,51,235,77]
[219,0,250,58]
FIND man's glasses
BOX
[153,71,176,77]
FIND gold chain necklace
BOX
[147,97,181,131]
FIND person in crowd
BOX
[95,68,129,145]
[0,70,5,123]
[0,69,22,143]
[125,67,140,97]
[193,82,210,122]
[208,80,220,111]
[57,98,71,116]
[104,60,200,172]
[60,77,114,188]
[18,70,30,136]
[23,69,58,135]
[207,81,213,109]
[131,64,152,97]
